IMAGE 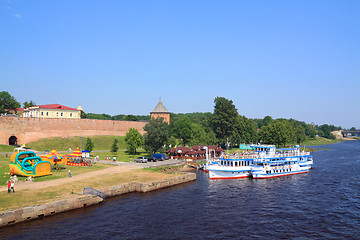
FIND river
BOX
[1,140,359,239]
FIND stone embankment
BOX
[0,172,196,228]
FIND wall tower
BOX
[150,100,170,124]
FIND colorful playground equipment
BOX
[9,151,52,177]
[66,147,89,167]
[41,149,67,165]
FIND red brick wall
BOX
[150,113,170,124]
[0,117,146,145]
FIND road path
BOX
[0,159,184,192]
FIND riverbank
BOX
[0,172,196,227]
[0,161,197,227]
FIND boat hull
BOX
[252,169,309,179]
[208,168,251,180]
[251,163,311,179]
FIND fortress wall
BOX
[0,117,146,145]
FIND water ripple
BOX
[1,141,360,239]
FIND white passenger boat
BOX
[251,145,313,179]
[208,158,252,179]
[207,147,260,180]
[208,144,313,180]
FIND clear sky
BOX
[1,0,359,128]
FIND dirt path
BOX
[0,164,143,192]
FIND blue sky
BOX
[1,0,359,128]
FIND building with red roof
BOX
[22,104,81,119]
[166,145,224,160]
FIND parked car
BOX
[147,156,157,162]
[153,153,167,161]
[134,157,148,163]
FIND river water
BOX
[1,141,359,239]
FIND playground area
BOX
[0,149,188,212]
[0,159,181,211]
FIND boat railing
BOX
[221,151,311,160]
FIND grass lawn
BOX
[0,145,16,153]
[26,135,128,152]
[91,149,148,162]
[0,168,179,212]
[303,137,343,146]
[142,165,185,173]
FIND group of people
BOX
[104,156,116,162]
[7,180,15,193]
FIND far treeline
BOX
[86,97,347,152]
[0,91,348,152]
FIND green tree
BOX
[295,125,306,144]
[231,115,257,145]
[143,117,169,154]
[260,121,289,147]
[189,124,218,146]
[318,124,337,139]
[189,123,207,146]
[23,100,36,109]
[125,128,143,154]
[111,139,119,154]
[124,115,139,121]
[349,127,357,136]
[86,113,112,120]
[167,136,181,149]
[171,116,193,145]
[0,91,20,114]
[210,97,238,145]
[261,116,273,127]
[282,120,295,145]
[85,138,94,152]
[80,110,87,119]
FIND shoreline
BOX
[0,172,196,228]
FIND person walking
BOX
[68,169,72,178]
[130,157,132,163]
[7,181,11,193]
[10,181,15,193]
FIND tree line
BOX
[137,97,346,153]
[84,113,150,122]
[0,91,348,153]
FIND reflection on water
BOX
[1,141,360,239]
